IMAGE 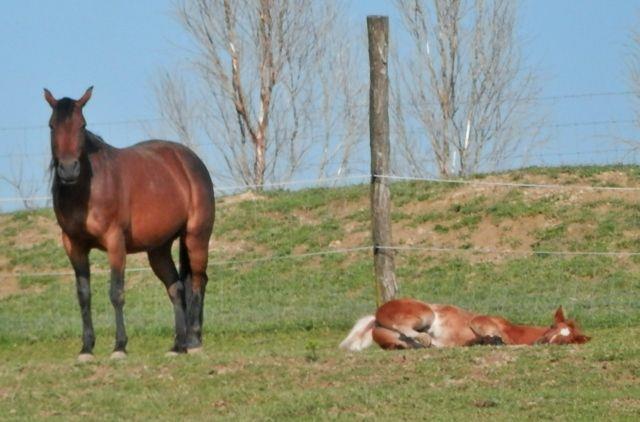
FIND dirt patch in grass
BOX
[330,221,369,249]
[13,216,60,248]
[291,209,321,226]
[218,191,266,206]
[209,238,269,259]
[473,349,517,368]
[0,277,21,300]
[470,214,552,252]
[392,213,556,262]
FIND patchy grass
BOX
[0,329,638,420]
[0,165,639,419]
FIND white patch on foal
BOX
[548,328,572,344]
[426,314,446,348]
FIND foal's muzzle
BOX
[57,159,80,184]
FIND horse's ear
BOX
[77,86,93,108]
[44,88,57,108]
[554,306,565,324]
[574,334,591,344]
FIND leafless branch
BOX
[393,0,545,177]
[156,0,365,189]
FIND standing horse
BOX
[44,87,214,361]
[340,298,590,351]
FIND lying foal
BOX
[340,298,590,351]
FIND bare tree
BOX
[154,72,199,151]
[628,23,640,150]
[158,0,365,189]
[315,22,369,179]
[393,0,543,177]
[0,156,45,210]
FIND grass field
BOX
[1,166,639,420]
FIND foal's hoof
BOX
[77,353,94,363]
[416,333,432,348]
[110,351,127,360]
[186,347,204,355]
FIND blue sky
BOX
[1,1,639,208]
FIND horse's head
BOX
[537,306,591,345]
[44,87,93,185]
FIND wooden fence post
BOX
[368,15,397,304]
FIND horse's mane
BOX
[85,130,110,153]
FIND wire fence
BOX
[2,170,640,280]
[1,167,639,343]
[2,89,639,133]
[1,89,640,341]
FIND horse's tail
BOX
[339,315,376,351]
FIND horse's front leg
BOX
[62,234,94,362]
[106,231,128,359]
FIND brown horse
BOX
[44,87,214,361]
[340,298,590,351]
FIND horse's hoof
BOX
[77,353,94,363]
[110,351,127,360]
[186,347,203,355]
[165,350,181,357]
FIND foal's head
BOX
[44,87,93,185]
[537,306,591,345]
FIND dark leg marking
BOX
[148,244,188,353]
[76,269,94,354]
[398,333,427,349]
[110,268,128,352]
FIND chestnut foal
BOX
[340,298,590,351]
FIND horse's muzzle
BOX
[57,160,80,184]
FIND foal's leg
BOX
[376,301,435,348]
[372,326,429,349]
[183,232,210,351]
[148,242,187,354]
[468,316,507,345]
[62,235,94,361]
[106,231,128,358]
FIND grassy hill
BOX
[0,165,639,419]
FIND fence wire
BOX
[1,169,639,345]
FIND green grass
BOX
[0,329,638,420]
[1,165,639,419]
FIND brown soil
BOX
[0,277,20,300]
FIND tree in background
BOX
[628,22,640,147]
[392,0,543,177]
[157,0,366,189]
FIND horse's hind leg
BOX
[148,241,187,353]
[182,229,211,352]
